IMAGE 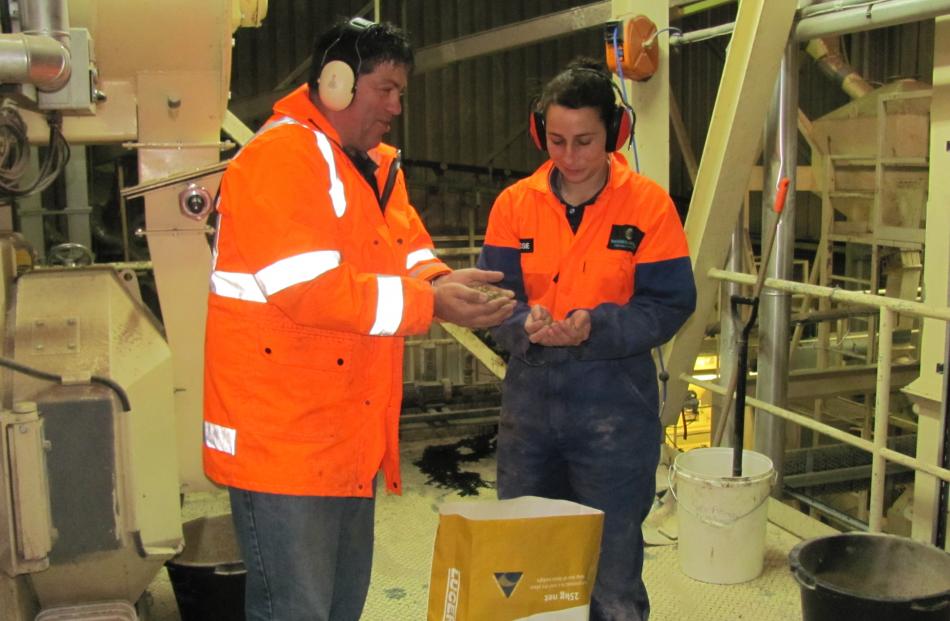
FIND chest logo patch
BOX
[519,238,534,253]
[607,224,644,253]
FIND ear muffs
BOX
[316,17,374,111]
[529,104,635,153]
[318,60,357,111]
[606,105,634,152]
[529,110,546,151]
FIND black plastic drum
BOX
[789,533,950,621]
[166,514,246,621]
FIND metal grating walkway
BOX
[364,439,806,620]
[147,437,810,620]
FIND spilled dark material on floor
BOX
[413,432,496,496]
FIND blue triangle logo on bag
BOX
[493,572,523,598]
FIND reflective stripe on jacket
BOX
[203,84,449,496]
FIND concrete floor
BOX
[144,436,810,620]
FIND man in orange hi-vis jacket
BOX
[203,18,515,621]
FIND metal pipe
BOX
[670,21,735,47]
[795,0,950,40]
[755,38,797,492]
[670,0,950,47]
[806,37,874,99]
[868,307,895,532]
[672,0,737,20]
[0,0,70,91]
[800,0,892,19]
[716,220,743,448]
[0,35,69,90]
[784,489,870,531]
[20,0,70,44]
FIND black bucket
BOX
[166,514,246,621]
[789,533,950,621]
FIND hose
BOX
[0,355,132,412]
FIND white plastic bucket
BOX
[670,447,775,584]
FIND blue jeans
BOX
[228,487,376,621]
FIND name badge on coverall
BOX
[607,224,644,253]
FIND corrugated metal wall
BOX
[230,0,600,173]
[229,1,937,238]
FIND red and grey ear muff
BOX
[529,104,634,153]
[606,105,634,152]
[529,110,547,151]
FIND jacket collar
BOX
[525,152,635,194]
[271,84,343,145]
[270,84,396,164]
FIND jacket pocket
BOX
[244,326,358,440]
[256,325,356,372]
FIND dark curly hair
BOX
[536,57,617,130]
[307,18,413,90]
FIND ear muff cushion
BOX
[318,59,356,111]
[529,110,546,151]
[604,105,634,152]
[613,107,633,151]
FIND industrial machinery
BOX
[0,1,265,618]
[0,0,947,619]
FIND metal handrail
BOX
[704,267,950,532]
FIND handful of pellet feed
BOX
[471,283,506,301]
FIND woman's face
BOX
[544,104,608,186]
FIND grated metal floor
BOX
[146,437,810,620]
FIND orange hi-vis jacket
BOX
[482,155,691,316]
[478,153,695,363]
[203,85,449,497]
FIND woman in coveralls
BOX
[477,58,696,621]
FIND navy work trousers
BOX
[497,360,661,621]
[228,487,376,621]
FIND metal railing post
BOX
[869,307,895,532]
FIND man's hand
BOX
[526,309,591,346]
[432,269,516,328]
[432,268,506,289]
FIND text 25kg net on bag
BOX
[427,496,604,621]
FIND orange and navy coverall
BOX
[477,153,695,620]
[203,85,449,498]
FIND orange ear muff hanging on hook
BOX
[605,16,660,82]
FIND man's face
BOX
[337,60,407,151]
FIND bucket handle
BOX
[911,598,950,613]
[668,463,777,529]
[214,562,245,576]
[791,567,817,591]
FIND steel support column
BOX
[754,39,797,491]
[904,15,950,546]
[660,0,798,427]
[63,145,92,248]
